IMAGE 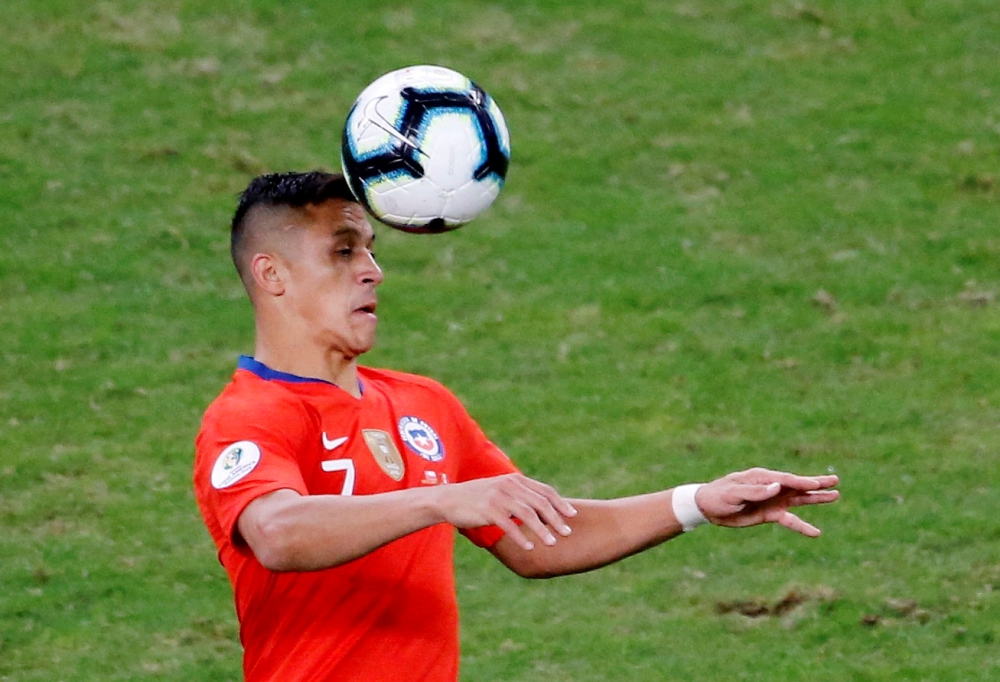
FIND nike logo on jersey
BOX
[322,433,349,450]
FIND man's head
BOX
[231,171,359,290]
[231,171,383,362]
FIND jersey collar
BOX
[237,355,364,394]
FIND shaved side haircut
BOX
[230,171,359,290]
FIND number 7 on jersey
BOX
[321,459,356,496]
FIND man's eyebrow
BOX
[332,227,376,241]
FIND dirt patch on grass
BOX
[715,586,836,619]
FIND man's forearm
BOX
[489,491,684,578]
[239,487,447,572]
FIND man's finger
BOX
[773,473,840,490]
[730,481,782,504]
[739,469,839,491]
[790,474,839,489]
[775,511,821,538]
[522,477,578,518]
[495,516,537,551]
[785,489,840,507]
[517,484,574,536]
[508,500,560,546]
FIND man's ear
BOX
[250,253,286,296]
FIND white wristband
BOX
[672,484,708,532]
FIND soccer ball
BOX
[340,65,511,233]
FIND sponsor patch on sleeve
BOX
[211,441,262,489]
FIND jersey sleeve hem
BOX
[224,482,310,546]
[459,523,506,549]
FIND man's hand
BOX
[430,473,578,551]
[694,468,840,537]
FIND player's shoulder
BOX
[201,369,310,426]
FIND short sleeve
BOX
[438,389,520,548]
[194,386,314,550]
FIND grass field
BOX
[3,1,1000,680]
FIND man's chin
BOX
[349,334,377,358]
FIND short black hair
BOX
[230,171,359,281]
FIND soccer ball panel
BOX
[419,111,486,191]
[340,65,510,233]
[358,65,471,103]
[486,97,511,158]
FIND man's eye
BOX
[338,248,353,257]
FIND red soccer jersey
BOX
[193,357,518,682]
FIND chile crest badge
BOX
[398,416,444,462]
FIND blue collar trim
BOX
[238,355,336,386]
[237,356,364,395]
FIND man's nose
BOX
[359,251,383,285]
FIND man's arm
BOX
[489,468,840,579]
[237,473,578,572]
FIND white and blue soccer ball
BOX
[340,65,511,233]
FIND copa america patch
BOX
[398,416,444,462]
[211,441,261,489]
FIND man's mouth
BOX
[355,301,377,316]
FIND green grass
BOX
[3,0,1000,679]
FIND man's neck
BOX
[252,344,363,399]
